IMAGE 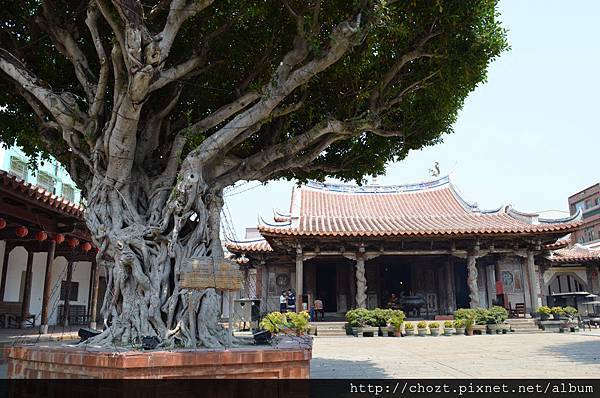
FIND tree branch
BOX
[0,49,86,133]
[191,13,364,166]
[213,119,351,187]
[368,30,441,111]
[86,1,110,121]
[157,0,215,62]
[36,1,97,102]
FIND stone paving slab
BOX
[311,332,600,379]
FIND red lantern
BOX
[0,218,6,230]
[67,238,79,248]
[81,242,92,252]
[54,233,65,244]
[35,231,48,241]
[15,226,29,238]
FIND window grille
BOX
[37,172,55,193]
[62,183,75,202]
[9,157,28,180]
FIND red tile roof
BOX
[0,170,84,218]
[258,176,581,238]
[547,244,600,263]
[226,239,273,253]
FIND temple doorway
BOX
[316,264,337,312]
[379,262,412,307]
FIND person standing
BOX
[286,289,296,312]
[279,291,287,312]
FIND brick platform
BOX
[7,342,311,379]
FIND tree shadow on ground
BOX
[543,339,600,365]
[310,357,390,379]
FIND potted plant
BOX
[536,306,552,321]
[454,308,487,335]
[443,320,455,336]
[551,306,566,320]
[453,319,466,335]
[416,321,428,337]
[429,322,441,336]
[259,311,311,337]
[404,322,415,336]
[564,306,578,320]
[346,309,379,336]
[372,308,394,336]
[388,311,405,337]
[485,306,508,334]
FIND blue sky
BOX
[222,0,600,241]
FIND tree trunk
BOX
[82,167,232,349]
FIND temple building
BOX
[227,176,597,318]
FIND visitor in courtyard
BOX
[286,289,296,312]
[314,298,324,321]
[279,291,287,312]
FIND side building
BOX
[568,183,600,246]
[227,176,596,318]
[0,146,101,332]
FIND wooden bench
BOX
[58,304,89,325]
[0,301,35,328]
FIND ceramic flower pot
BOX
[430,328,441,336]
[417,328,428,337]
[443,328,455,336]
[455,327,465,335]
[404,328,415,336]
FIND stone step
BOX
[317,331,346,335]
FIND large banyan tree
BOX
[0,0,507,347]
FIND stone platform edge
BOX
[8,344,312,379]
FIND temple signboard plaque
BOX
[180,257,242,291]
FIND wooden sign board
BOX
[180,257,242,291]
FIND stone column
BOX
[89,260,100,329]
[485,263,496,308]
[62,259,74,326]
[260,261,268,313]
[40,240,56,334]
[0,244,12,301]
[526,250,541,311]
[20,251,34,328]
[445,260,456,313]
[295,246,303,312]
[467,251,480,308]
[355,256,367,309]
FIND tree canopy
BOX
[1,0,507,191]
[0,0,508,348]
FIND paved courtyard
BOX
[311,332,600,378]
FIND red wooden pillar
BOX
[88,260,100,329]
[20,251,34,328]
[0,243,12,301]
[40,240,56,334]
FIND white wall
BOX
[0,240,92,326]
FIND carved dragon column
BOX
[295,245,303,312]
[355,256,367,309]
[354,244,369,309]
[467,249,480,308]
[526,250,541,311]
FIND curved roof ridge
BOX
[226,236,268,244]
[445,181,479,212]
[303,175,451,194]
[538,208,582,224]
[257,214,291,228]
